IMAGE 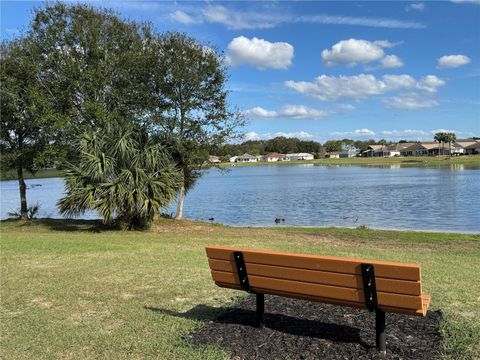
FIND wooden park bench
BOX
[205,246,431,353]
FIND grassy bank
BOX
[1,168,65,181]
[221,155,480,168]
[1,219,479,359]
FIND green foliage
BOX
[147,32,244,218]
[58,125,181,229]
[28,2,153,135]
[1,37,67,218]
[7,203,40,220]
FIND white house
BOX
[229,156,238,163]
[465,142,480,154]
[208,155,221,163]
[286,153,314,161]
[235,153,258,162]
[261,152,288,162]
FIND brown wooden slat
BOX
[214,282,426,317]
[211,270,422,310]
[208,259,421,296]
[206,246,421,281]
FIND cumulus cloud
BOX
[380,55,404,68]
[244,105,328,119]
[437,54,471,69]
[321,39,391,67]
[285,74,445,101]
[226,36,294,70]
[406,3,425,11]
[383,93,439,110]
[321,39,404,68]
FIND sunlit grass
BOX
[1,219,479,359]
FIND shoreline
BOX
[1,217,479,237]
[1,155,480,181]
[219,155,480,168]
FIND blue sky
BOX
[2,1,479,142]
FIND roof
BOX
[265,152,283,158]
[455,141,478,148]
[465,142,480,149]
[238,153,256,159]
[287,153,313,156]
[368,145,384,150]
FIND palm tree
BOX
[445,132,457,158]
[58,125,181,229]
[434,132,447,156]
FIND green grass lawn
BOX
[1,219,479,359]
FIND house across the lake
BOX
[233,153,258,163]
[286,153,314,161]
[259,152,288,162]
[324,152,340,158]
[208,155,221,163]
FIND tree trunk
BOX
[175,184,186,220]
[17,167,28,220]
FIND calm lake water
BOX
[1,164,479,232]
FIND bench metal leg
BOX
[376,309,386,353]
[256,293,265,328]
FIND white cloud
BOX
[202,5,282,30]
[244,105,328,119]
[450,0,480,4]
[169,10,198,24]
[321,39,395,67]
[383,93,439,110]
[406,3,425,11]
[437,54,471,69]
[285,74,445,101]
[380,129,429,137]
[330,128,376,138]
[242,131,315,141]
[296,14,424,29]
[243,131,261,141]
[276,131,315,139]
[243,107,277,118]
[380,55,404,68]
[226,36,294,70]
[321,39,404,69]
[164,4,425,29]
[417,75,446,92]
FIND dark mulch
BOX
[186,295,443,360]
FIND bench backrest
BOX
[206,246,429,316]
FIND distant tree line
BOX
[213,137,393,160]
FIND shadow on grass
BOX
[145,304,366,346]
[1,218,113,233]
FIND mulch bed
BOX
[187,294,443,360]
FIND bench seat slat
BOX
[211,270,422,310]
[206,246,420,281]
[208,259,421,296]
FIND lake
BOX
[1,164,479,232]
